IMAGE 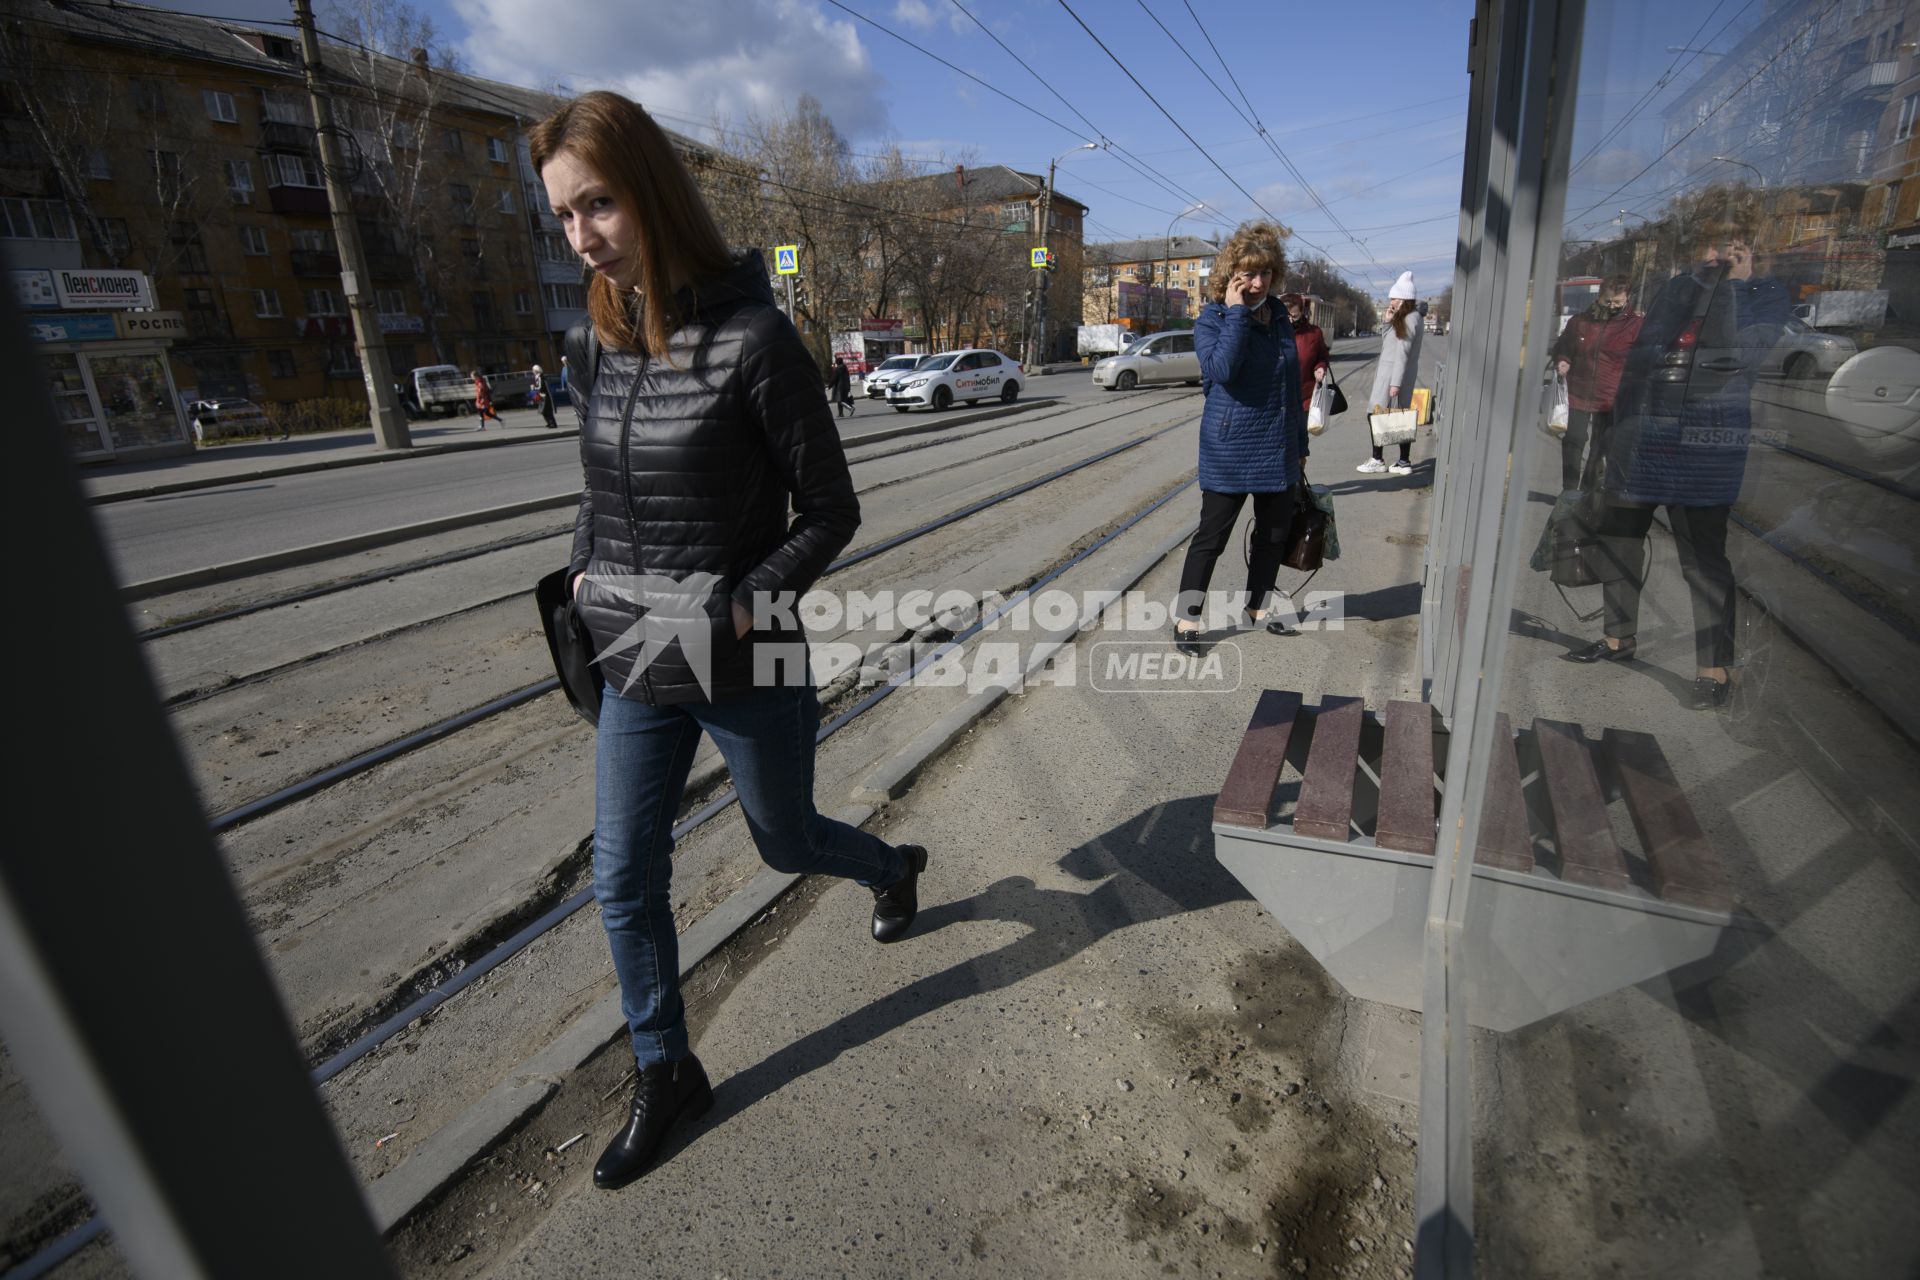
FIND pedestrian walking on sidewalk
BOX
[532,363,560,429]
[829,356,853,418]
[1279,290,1332,413]
[1359,272,1422,476]
[532,89,931,1192]
[471,370,500,428]
[1550,275,1640,491]
[1173,220,1311,655]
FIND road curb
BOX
[841,397,1045,449]
[121,494,578,601]
[85,428,581,505]
[361,499,1197,1237]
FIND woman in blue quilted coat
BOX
[1172,221,1310,654]
[1563,223,1786,709]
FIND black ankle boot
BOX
[871,844,929,943]
[593,1055,713,1190]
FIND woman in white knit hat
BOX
[1360,271,1423,476]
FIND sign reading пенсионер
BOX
[53,269,154,310]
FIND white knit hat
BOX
[1389,271,1417,301]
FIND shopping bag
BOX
[1369,408,1417,447]
[1411,387,1433,425]
[1545,374,1569,437]
[1307,382,1334,435]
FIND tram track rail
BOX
[201,413,1197,834]
[134,390,1194,642]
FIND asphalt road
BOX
[91,372,1121,586]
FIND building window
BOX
[151,150,183,200]
[83,148,111,180]
[498,186,515,214]
[224,159,254,204]
[203,90,238,123]
[267,153,323,188]
[471,290,496,327]
[1898,93,1919,143]
[289,227,328,253]
[253,288,283,317]
[537,232,570,263]
[376,287,405,314]
[487,137,508,163]
[430,291,449,317]
[543,282,585,310]
[99,217,130,258]
[448,182,473,208]
[171,222,209,273]
[260,91,304,124]
[240,224,269,255]
[0,197,77,240]
[514,290,532,315]
[441,128,462,153]
[1000,201,1029,229]
[266,348,296,378]
[461,237,481,260]
[303,288,342,315]
[326,344,361,376]
[131,79,166,116]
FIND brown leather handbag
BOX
[1281,499,1328,571]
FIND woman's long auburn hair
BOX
[528,91,733,358]
[1386,297,1413,342]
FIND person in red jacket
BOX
[471,370,501,429]
[1550,275,1641,490]
[1280,291,1331,412]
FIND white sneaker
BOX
[1388,460,1414,476]
[1355,458,1388,474]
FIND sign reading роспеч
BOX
[52,269,154,310]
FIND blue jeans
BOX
[594,682,909,1068]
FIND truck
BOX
[1077,323,1126,359]
[412,364,472,417]
[1792,289,1888,331]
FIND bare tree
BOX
[0,16,123,262]
[320,0,471,362]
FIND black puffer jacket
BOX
[566,250,857,704]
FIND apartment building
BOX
[1082,235,1219,331]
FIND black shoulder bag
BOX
[536,321,606,725]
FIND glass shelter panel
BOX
[1465,2,1920,1275]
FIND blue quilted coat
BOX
[1194,298,1308,493]
[1606,266,1788,508]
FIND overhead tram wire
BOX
[1053,0,1378,293]
[1565,0,1753,180]
[1156,0,1387,295]
[938,0,1214,222]
[1562,0,1838,227]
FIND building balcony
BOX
[267,185,330,216]
[290,248,342,277]
[1840,60,1901,98]
[261,121,317,154]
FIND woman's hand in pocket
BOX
[733,600,753,639]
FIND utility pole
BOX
[1031,159,1058,368]
[293,0,411,449]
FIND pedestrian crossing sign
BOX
[1031,247,1051,269]
[775,244,799,275]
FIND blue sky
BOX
[181,0,1488,298]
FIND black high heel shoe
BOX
[1172,623,1205,657]
[1688,676,1731,710]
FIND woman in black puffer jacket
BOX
[531,91,929,1192]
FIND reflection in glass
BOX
[1472,2,1920,1274]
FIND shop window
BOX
[91,352,184,451]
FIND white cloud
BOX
[451,0,891,138]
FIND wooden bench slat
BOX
[1474,713,1534,872]
[1533,718,1632,892]
[1375,700,1437,855]
[1213,690,1303,828]
[1294,696,1365,841]
[1603,728,1732,912]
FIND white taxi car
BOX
[886,348,1023,412]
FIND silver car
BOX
[1091,331,1202,390]
[864,353,929,398]
[1758,319,1858,381]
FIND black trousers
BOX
[1562,408,1610,491]
[1176,488,1299,625]
[1599,502,1736,668]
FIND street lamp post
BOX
[1710,154,1765,187]
[1161,201,1205,331]
[1031,141,1098,368]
